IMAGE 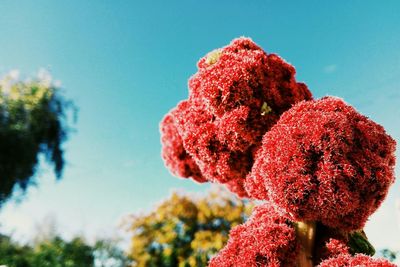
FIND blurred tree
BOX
[0,70,74,205]
[29,236,94,267]
[0,234,33,267]
[125,188,254,267]
[94,239,132,267]
[380,248,398,262]
[0,233,130,267]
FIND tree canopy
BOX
[0,233,130,267]
[125,188,253,267]
[0,234,93,267]
[0,70,73,205]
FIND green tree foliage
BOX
[0,70,73,205]
[30,236,94,267]
[0,233,130,267]
[125,188,254,267]
[0,234,32,267]
[0,235,93,267]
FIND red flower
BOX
[161,37,398,266]
[248,97,396,230]
[318,253,396,267]
[313,224,351,265]
[160,112,206,183]
[160,37,312,196]
[209,203,299,267]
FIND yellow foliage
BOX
[125,187,254,267]
[191,231,226,251]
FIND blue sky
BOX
[0,0,399,250]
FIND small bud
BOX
[261,102,272,116]
[205,49,222,65]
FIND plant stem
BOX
[295,221,316,267]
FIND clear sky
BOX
[0,0,399,251]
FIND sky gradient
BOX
[0,0,399,251]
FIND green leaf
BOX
[348,231,375,256]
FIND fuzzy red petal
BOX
[318,253,396,267]
[208,203,299,267]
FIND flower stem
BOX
[295,221,316,267]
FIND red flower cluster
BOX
[321,238,349,259]
[208,203,299,267]
[160,38,312,196]
[318,254,396,267]
[160,112,205,183]
[247,97,396,230]
[160,37,397,266]
[209,204,359,266]
[312,224,355,265]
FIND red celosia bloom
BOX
[171,99,253,186]
[161,37,312,196]
[190,39,311,117]
[313,224,351,264]
[210,206,357,267]
[323,238,350,258]
[160,112,206,183]
[318,253,396,267]
[208,203,299,267]
[161,37,398,266]
[248,97,396,230]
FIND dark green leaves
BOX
[0,72,74,205]
[348,231,375,256]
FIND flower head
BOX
[318,253,396,267]
[248,97,396,230]
[161,37,312,196]
[209,203,299,267]
[160,112,206,183]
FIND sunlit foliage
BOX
[125,188,253,267]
